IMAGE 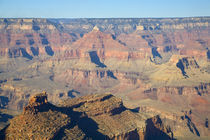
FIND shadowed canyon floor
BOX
[0,18,210,139]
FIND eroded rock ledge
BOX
[1,92,173,140]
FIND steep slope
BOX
[0,19,78,58]
[1,92,173,140]
[71,26,126,50]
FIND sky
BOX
[0,0,210,18]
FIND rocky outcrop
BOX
[62,94,126,116]
[23,91,49,114]
[176,57,199,77]
[1,92,70,140]
[1,92,173,140]
[145,115,173,139]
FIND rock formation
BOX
[0,92,173,140]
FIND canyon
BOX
[0,17,210,139]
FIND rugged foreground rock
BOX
[0,92,173,140]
